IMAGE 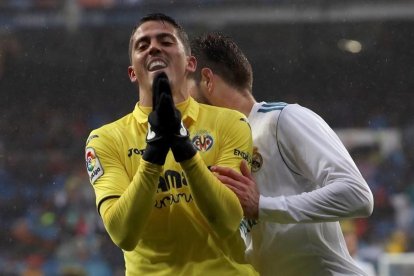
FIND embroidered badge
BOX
[251,147,263,172]
[192,131,214,152]
[85,147,104,184]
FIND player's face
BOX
[128,20,195,97]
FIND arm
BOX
[97,73,177,250]
[178,111,253,237]
[261,104,374,223]
[86,131,161,251]
[212,104,373,223]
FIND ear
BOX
[128,66,137,83]
[186,55,197,73]
[201,67,214,94]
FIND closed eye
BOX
[158,34,176,46]
[136,40,149,51]
[161,41,174,46]
[134,33,177,52]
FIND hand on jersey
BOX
[211,160,259,220]
[142,72,196,165]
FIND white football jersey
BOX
[243,102,374,276]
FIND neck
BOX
[238,91,256,117]
[218,87,256,117]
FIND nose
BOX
[149,40,161,55]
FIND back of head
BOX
[128,13,191,63]
[190,32,253,93]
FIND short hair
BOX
[190,32,253,93]
[128,13,191,63]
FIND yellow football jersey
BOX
[85,97,256,275]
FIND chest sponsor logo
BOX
[155,193,193,209]
[192,131,214,152]
[154,170,193,208]
[251,147,263,172]
[234,148,252,165]
[85,147,104,184]
[128,148,145,157]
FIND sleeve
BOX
[215,113,253,173]
[85,129,162,251]
[181,111,253,237]
[259,104,374,223]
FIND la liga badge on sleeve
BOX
[85,147,104,184]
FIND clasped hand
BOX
[142,72,196,165]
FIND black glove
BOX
[142,72,177,165]
[142,72,197,164]
[171,120,197,162]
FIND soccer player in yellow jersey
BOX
[84,13,257,275]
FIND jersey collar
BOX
[133,97,199,126]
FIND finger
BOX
[240,159,253,181]
[224,185,244,200]
[152,72,171,109]
[158,93,175,119]
[220,179,245,196]
[211,166,247,182]
[216,175,246,192]
[157,72,172,98]
[223,182,242,194]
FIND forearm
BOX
[100,160,161,251]
[181,154,244,237]
[260,179,374,223]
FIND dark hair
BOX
[190,32,253,93]
[128,13,191,63]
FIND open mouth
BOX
[148,60,167,71]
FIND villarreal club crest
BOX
[192,130,214,152]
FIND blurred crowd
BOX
[0,101,126,275]
[0,0,257,10]
[2,0,411,10]
[1,0,140,10]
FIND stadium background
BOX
[1,0,414,275]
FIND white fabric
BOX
[244,102,374,276]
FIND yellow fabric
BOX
[85,97,256,275]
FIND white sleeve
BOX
[259,104,374,223]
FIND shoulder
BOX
[276,103,335,141]
[279,103,326,125]
[249,102,327,132]
[249,102,321,126]
[86,112,133,146]
[250,101,288,118]
[252,102,313,114]
[198,103,247,121]
[249,102,289,124]
[196,104,251,137]
[255,101,288,113]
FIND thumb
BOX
[240,159,253,180]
